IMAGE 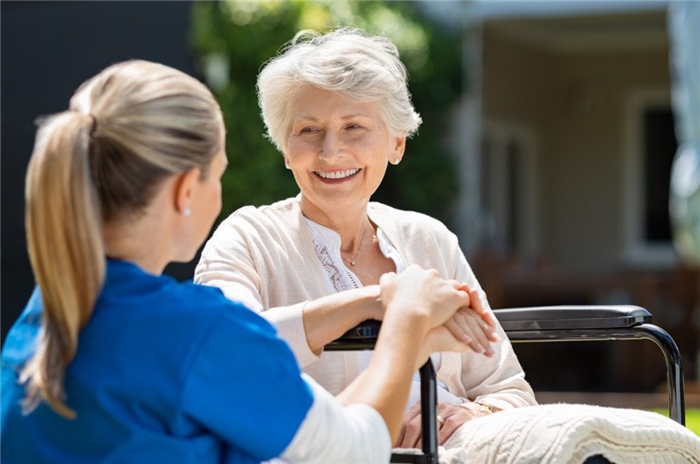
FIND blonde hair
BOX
[257,28,422,153]
[21,60,223,418]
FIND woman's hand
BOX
[396,401,499,448]
[415,326,471,369]
[443,288,500,357]
[379,266,470,329]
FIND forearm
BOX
[302,285,382,354]
[281,375,392,464]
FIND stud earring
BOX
[392,158,400,165]
[183,208,192,218]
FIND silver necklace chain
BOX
[342,220,370,266]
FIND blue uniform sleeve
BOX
[180,301,314,462]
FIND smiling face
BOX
[285,86,406,222]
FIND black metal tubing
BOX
[419,360,439,464]
[324,340,376,351]
[506,323,685,425]
[326,341,439,463]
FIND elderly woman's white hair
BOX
[257,28,423,152]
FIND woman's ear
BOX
[173,167,201,217]
[390,135,407,165]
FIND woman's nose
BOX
[320,132,344,160]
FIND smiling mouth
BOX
[314,168,361,180]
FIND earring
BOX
[392,158,400,165]
[284,159,291,169]
[183,208,192,218]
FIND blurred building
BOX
[422,1,699,393]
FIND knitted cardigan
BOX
[195,196,536,410]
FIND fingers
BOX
[446,308,499,356]
[467,288,497,328]
[399,411,423,449]
[449,310,483,354]
[396,401,422,447]
[436,403,476,445]
[444,318,473,345]
[463,311,495,357]
[465,305,500,343]
[400,402,477,448]
[438,413,463,445]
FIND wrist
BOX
[466,401,500,415]
[385,301,430,328]
[360,285,383,321]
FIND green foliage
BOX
[651,408,700,437]
[190,1,462,225]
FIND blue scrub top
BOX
[1,259,313,463]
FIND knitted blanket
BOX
[438,404,700,464]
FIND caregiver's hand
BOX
[379,266,470,328]
[415,325,470,370]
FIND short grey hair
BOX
[257,28,422,152]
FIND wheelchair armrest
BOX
[325,305,685,426]
[493,305,652,331]
[330,306,652,343]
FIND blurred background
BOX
[2,0,698,417]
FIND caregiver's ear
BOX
[173,167,201,216]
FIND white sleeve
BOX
[278,374,392,464]
[446,232,537,409]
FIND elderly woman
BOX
[195,29,536,449]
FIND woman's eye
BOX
[300,127,319,134]
[346,124,362,130]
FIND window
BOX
[480,121,539,258]
[623,90,678,267]
[643,108,677,242]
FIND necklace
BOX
[342,220,370,266]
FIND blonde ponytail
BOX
[21,112,105,418]
[18,60,222,419]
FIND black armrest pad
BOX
[339,320,381,339]
[331,306,653,343]
[493,305,652,331]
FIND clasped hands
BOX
[378,265,500,367]
[378,265,501,447]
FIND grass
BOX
[651,408,700,436]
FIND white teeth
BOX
[316,168,359,179]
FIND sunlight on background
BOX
[669,2,700,266]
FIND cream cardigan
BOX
[195,196,536,410]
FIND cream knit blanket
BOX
[435,404,700,464]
